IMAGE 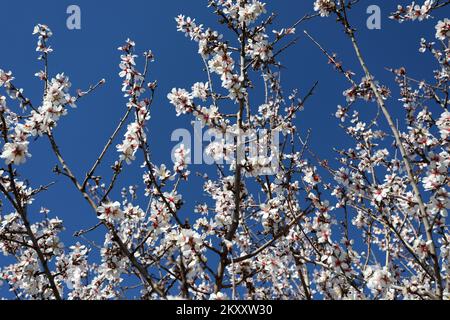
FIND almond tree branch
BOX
[46,131,166,298]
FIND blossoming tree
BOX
[0,0,448,300]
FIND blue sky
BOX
[0,0,447,298]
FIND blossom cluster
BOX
[313,0,337,17]
[390,0,435,22]
[0,26,78,166]
[116,40,154,164]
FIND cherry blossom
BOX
[313,0,336,17]
[390,0,435,22]
[97,202,124,222]
[1,141,31,165]
[435,18,450,40]
[436,111,450,139]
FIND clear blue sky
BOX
[0,0,447,298]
